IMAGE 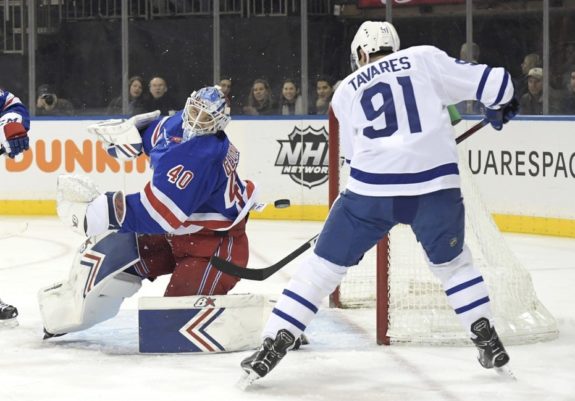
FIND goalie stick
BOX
[210,118,489,281]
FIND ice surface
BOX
[1,217,574,401]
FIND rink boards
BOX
[0,116,573,237]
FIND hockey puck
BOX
[274,199,291,209]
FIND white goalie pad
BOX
[56,174,101,236]
[57,174,101,203]
[38,232,143,335]
[138,294,276,353]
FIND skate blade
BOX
[236,370,261,390]
[495,364,516,381]
[0,318,19,329]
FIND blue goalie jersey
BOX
[121,111,256,235]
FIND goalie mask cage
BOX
[327,108,558,346]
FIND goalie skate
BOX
[238,329,296,389]
[0,299,18,328]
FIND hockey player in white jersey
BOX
[0,88,31,328]
[240,21,519,386]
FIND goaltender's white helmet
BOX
[182,86,231,141]
[350,21,400,71]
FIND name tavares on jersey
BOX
[348,56,412,91]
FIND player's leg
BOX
[0,298,18,328]
[163,221,248,296]
[242,191,395,381]
[39,232,143,338]
[409,188,509,369]
[136,233,177,279]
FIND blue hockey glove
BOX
[0,122,30,158]
[485,98,519,131]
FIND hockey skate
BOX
[238,329,296,390]
[0,299,18,328]
[471,317,514,379]
[42,328,67,340]
[292,333,309,350]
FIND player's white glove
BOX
[87,110,160,160]
[56,174,126,237]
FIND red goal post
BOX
[328,108,391,345]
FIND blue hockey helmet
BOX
[182,86,231,140]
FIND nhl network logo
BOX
[275,126,329,188]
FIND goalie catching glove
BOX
[87,110,160,160]
[56,174,126,237]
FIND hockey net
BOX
[328,110,559,345]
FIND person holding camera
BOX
[36,84,75,116]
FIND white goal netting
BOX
[336,147,559,345]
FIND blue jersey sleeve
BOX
[0,90,30,131]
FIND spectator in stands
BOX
[278,79,304,115]
[560,65,575,114]
[309,76,334,115]
[218,77,240,114]
[456,42,483,115]
[36,84,75,116]
[142,76,178,116]
[514,53,542,100]
[106,75,147,116]
[519,67,561,115]
[242,78,277,116]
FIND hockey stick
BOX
[210,119,489,281]
[455,118,488,144]
[211,234,319,281]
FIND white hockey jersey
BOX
[331,45,513,196]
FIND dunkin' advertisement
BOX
[1,117,574,227]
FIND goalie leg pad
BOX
[138,294,276,353]
[38,232,143,335]
[262,253,347,339]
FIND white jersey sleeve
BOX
[331,45,513,197]
[426,46,513,109]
